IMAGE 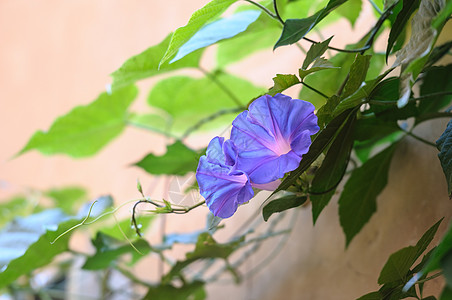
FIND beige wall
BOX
[1,1,451,299]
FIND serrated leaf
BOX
[82,233,152,270]
[341,54,372,99]
[302,36,333,70]
[162,232,243,283]
[436,120,452,198]
[268,74,300,96]
[147,73,264,135]
[160,0,238,66]
[135,141,200,176]
[46,186,87,215]
[110,34,202,91]
[19,86,138,157]
[299,57,338,80]
[272,108,355,195]
[142,281,206,300]
[274,0,347,49]
[378,219,442,284]
[171,10,260,63]
[339,144,397,246]
[310,111,356,223]
[0,197,112,289]
[262,194,307,221]
[386,0,420,59]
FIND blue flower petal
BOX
[196,137,254,218]
[231,94,319,184]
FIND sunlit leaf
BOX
[171,10,260,63]
[302,36,333,70]
[19,86,138,157]
[147,73,264,134]
[46,186,87,215]
[110,34,202,91]
[160,0,238,66]
[299,57,338,80]
[339,144,397,246]
[336,0,362,26]
[268,74,300,96]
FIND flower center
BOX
[271,133,291,156]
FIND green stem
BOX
[369,91,452,106]
[243,0,277,19]
[273,0,285,24]
[199,67,244,108]
[301,81,329,99]
[415,271,443,285]
[368,0,383,14]
[401,128,437,147]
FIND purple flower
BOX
[231,93,319,184]
[196,137,254,218]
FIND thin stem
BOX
[243,0,277,19]
[199,67,244,108]
[181,107,244,140]
[368,0,383,14]
[400,128,437,147]
[415,272,443,285]
[303,37,371,53]
[273,0,285,24]
[300,81,329,99]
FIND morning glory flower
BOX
[196,137,254,218]
[231,93,319,184]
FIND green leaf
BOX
[419,64,452,115]
[19,86,138,157]
[339,144,397,246]
[171,10,260,63]
[274,0,347,49]
[341,54,372,99]
[82,233,152,270]
[423,221,452,274]
[336,0,362,26]
[440,285,452,300]
[441,250,452,289]
[302,36,333,70]
[424,41,452,69]
[378,219,442,284]
[436,120,452,198]
[147,73,263,134]
[160,0,238,66]
[0,197,112,289]
[310,111,356,223]
[262,194,307,221]
[432,0,452,29]
[356,291,382,300]
[272,108,356,195]
[316,95,341,128]
[386,0,420,59]
[268,74,300,96]
[216,12,280,67]
[46,186,87,214]
[127,113,170,136]
[298,57,338,80]
[100,215,155,241]
[162,232,243,283]
[0,196,35,228]
[110,34,202,91]
[142,281,206,300]
[135,141,201,176]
